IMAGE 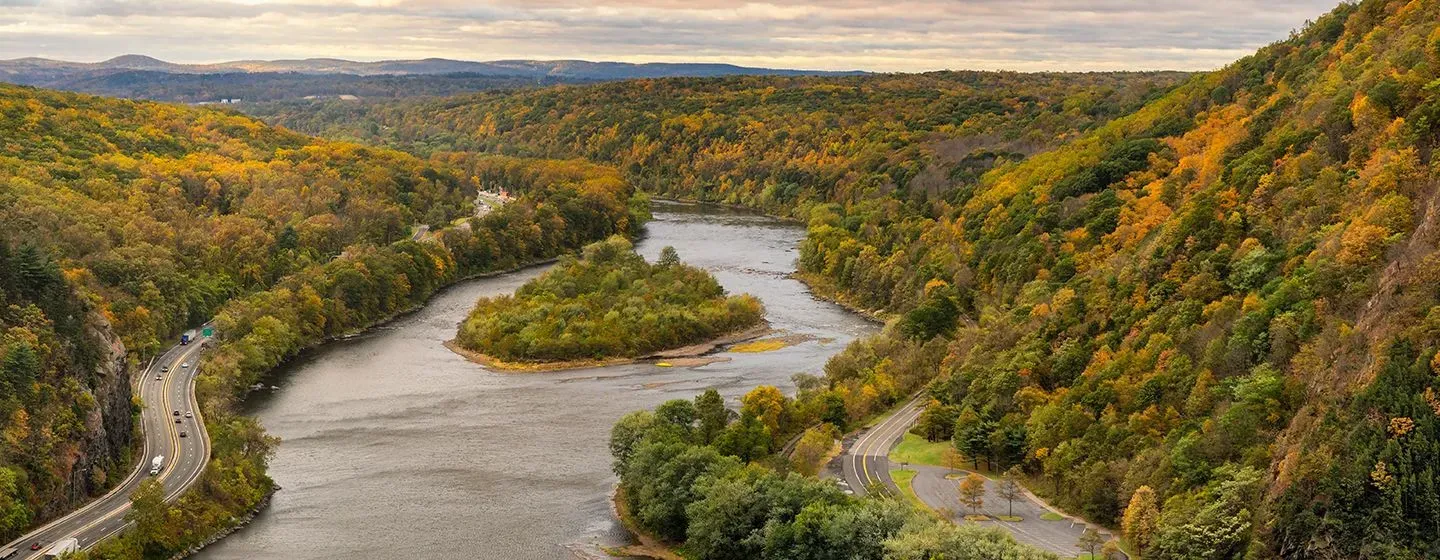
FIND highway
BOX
[841,397,923,497]
[2,332,212,558]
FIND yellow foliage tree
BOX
[1121,485,1160,555]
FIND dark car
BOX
[180,431,188,438]
[175,418,182,424]
[173,410,180,416]
[29,543,40,551]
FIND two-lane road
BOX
[839,397,1117,558]
[841,397,923,497]
[3,333,211,558]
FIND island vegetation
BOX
[454,236,765,367]
[278,0,1440,556]
[0,81,645,557]
[10,0,1440,557]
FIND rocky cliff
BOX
[43,313,135,519]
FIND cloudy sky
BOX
[0,0,1342,72]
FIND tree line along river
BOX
[192,201,879,559]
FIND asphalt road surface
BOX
[908,464,1115,557]
[2,333,212,558]
[840,398,923,498]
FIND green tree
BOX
[0,343,40,399]
[763,499,912,560]
[882,520,1060,560]
[952,408,992,470]
[686,471,846,560]
[655,399,698,441]
[694,388,729,445]
[715,413,772,462]
[898,284,959,340]
[914,399,958,442]
[623,441,741,541]
[126,479,171,550]
[0,467,31,540]
[608,410,655,475]
[658,246,681,267]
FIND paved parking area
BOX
[906,465,1119,558]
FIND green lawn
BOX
[890,469,927,510]
[889,432,952,467]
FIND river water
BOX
[193,201,878,560]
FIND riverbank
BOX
[789,272,891,325]
[166,485,278,560]
[649,197,806,224]
[445,323,773,372]
[99,258,582,558]
[606,488,684,560]
[185,201,880,560]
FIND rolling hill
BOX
[256,0,1440,557]
[0,54,863,102]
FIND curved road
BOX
[3,333,211,558]
[839,398,1119,558]
[840,398,923,497]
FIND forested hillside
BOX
[261,0,1440,557]
[802,1,1440,557]
[84,153,644,560]
[40,71,576,103]
[0,241,131,541]
[0,82,645,551]
[256,71,1186,217]
[1,82,480,356]
[0,82,469,540]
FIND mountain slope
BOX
[0,55,865,103]
[252,0,1440,557]
[0,81,487,541]
[257,70,1187,224]
[0,55,860,83]
[0,80,645,552]
[795,0,1440,557]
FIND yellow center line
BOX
[858,400,919,493]
[69,342,204,540]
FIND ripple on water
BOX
[193,202,879,560]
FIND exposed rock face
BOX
[38,313,134,520]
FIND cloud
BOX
[0,0,1343,72]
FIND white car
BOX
[181,362,190,369]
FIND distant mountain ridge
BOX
[0,54,863,83]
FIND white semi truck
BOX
[43,538,77,558]
[150,455,164,476]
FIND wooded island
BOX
[454,236,765,369]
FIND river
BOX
[193,201,879,559]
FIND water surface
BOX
[195,201,878,559]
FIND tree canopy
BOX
[456,236,763,362]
